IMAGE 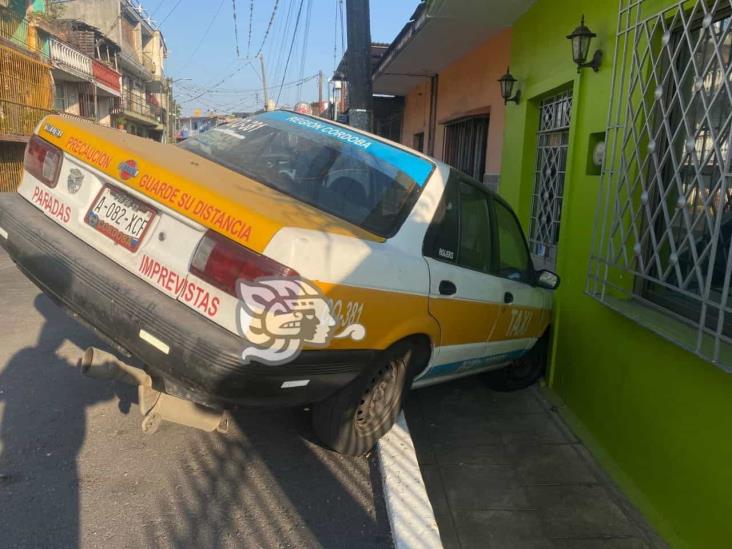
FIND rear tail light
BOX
[190,230,299,296]
[24,134,62,188]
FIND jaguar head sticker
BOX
[236,277,365,366]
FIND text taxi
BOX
[0,111,558,455]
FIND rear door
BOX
[420,175,505,380]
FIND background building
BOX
[370,0,732,545]
[58,0,171,140]
[0,0,54,191]
[372,1,528,190]
[331,42,403,141]
[50,19,122,126]
[0,0,173,191]
[176,113,234,141]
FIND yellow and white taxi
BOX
[0,111,558,455]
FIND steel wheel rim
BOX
[355,361,399,435]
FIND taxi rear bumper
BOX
[0,193,373,408]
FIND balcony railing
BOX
[0,42,54,138]
[49,37,92,79]
[92,59,121,95]
[114,93,161,122]
[0,8,29,51]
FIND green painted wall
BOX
[501,1,732,547]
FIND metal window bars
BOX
[443,117,489,181]
[588,0,732,370]
[529,90,573,271]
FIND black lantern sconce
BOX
[498,67,521,105]
[567,15,602,72]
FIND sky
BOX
[143,0,421,116]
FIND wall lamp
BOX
[567,15,602,72]
[498,67,521,105]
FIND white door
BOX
[418,177,505,383]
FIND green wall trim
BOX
[500,0,732,546]
[523,73,576,104]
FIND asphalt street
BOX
[0,248,392,548]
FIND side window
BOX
[494,200,533,283]
[425,179,459,263]
[423,178,493,273]
[458,182,492,273]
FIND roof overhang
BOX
[373,0,536,95]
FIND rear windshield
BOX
[178,111,434,237]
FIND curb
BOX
[377,412,442,549]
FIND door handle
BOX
[504,292,514,304]
[439,280,457,296]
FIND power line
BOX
[248,60,263,84]
[276,0,305,105]
[159,0,183,26]
[272,0,295,95]
[333,0,338,72]
[255,0,280,57]
[223,73,317,110]
[338,0,345,58]
[177,72,317,95]
[177,59,266,103]
[178,60,255,104]
[232,0,241,57]
[151,0,168,17]
[296,0,313,102]
[263,0,284,63]
[179,0,226,70]
[247,0,254,58]
[177,73,317,113]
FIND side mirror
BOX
[536,270,560,290]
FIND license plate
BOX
[85,186,156,252]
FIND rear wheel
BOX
[483,333,549,392]
[312,342,416,456]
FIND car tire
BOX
[483,333,549,392]
[312,342,415,456]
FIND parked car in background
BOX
[0,111,558,455]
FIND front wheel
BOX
[483,333,549,392]
[312,342,415,456]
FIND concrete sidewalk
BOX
[404,378,666,549]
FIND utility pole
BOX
[318,70,324,115]
[345,0,373,132]
[259,53,271,111]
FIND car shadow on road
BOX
[0,261,391,548]
[0,292,134,548]
[140,405,392,548]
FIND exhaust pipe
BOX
[79,347,151,387]
[79,347,226,434]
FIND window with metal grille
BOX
[54,83,65,112]
[442,116,489,181]
[78,83,96,120]
[588,0,732,370]
[529,90,573,271]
